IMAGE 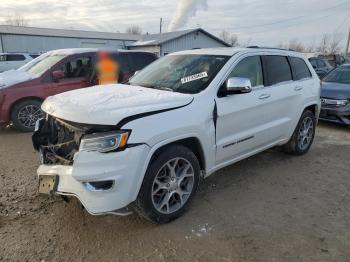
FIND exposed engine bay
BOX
[32,116,117,165]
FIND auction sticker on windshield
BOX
[181,72,208,84]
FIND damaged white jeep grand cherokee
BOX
[33,47,320,223]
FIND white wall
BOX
[0,34,133,53]
[161,31,227,56]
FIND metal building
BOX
[0,25,139,53]
[128,28,230,56]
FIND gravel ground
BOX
[0,122,349,262]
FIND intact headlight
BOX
[335,99,349,106]
[79,131,130,153]
[321,98,349,106]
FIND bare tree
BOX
[125,25,142,35]
[328,33,342,55]
[317,34,330,55]
[288,38,305,52]
[220,30,239,47]
[3,14,29,26]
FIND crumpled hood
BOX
[321,82,350,100]
[0,70,37,89]
[42,84,194,125]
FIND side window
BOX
[6,54,26,61]
[228,56,263,87]
[112,53,130,73]
[58,56,92,79]
[317,59,326,68]
[129,53,157,71]
[309,59,317,68]
[0,55,6,61]
[289,57,312,80]
[264,56,292,86]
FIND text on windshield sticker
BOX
[181,72,208,84]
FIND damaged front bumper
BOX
[37,144,150,215]
[33,116,151,215]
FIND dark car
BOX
[320,64,350,125]
[0,48,157,132]
[308,57,333,78]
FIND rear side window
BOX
[129,53,156,71]
[264,56,292,85]
[6,54,26,61]
[289,57,312,80]
[111,53,130,73]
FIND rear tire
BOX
[134,145,200,224]
[283,110,316,155]
[11,99,44,132]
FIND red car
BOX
[0,48,157,132]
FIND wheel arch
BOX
[149,136,206,172]
[10,96,44,115]
[304,103,318,117]
[133,135,206,202]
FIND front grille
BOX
[33,117,83,165]
[32,116,120,165]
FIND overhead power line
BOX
[227,1,350,32]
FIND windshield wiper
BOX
[156,87,174,92]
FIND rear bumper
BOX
[37,144,150,215]
[319,105,350,125]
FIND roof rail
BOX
[246,46,295,52]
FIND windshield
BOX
[323,66,350,85]
[20,54,67,75]
[129,54,229,94]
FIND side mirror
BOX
[312,65,317,69]
[52,70,65,82]
[222,77,252,96]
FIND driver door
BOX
[215,55,273,165]
[44,56,93,97]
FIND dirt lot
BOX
[0,122,349,262]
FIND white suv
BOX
[33,47,320,223]
[0,53,35,72]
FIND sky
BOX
[0,0,349,48]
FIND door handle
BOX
[259,94,271,100]
[294,86,303,91]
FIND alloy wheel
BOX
[297,116,314,151]
[151,157,195,214]
[17,105,44,129]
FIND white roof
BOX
[170,47,304,57]
[0,25,140,41]
[129,28,230,47]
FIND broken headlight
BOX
[79,131,129,153]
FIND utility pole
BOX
[160,18,163,34]
[345,27,350,56]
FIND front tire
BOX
[134,145,200,223]
[283,110,316,155]
[11,99,44,132]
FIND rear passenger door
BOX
[288,56,314,128]
[261,55,301,140]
